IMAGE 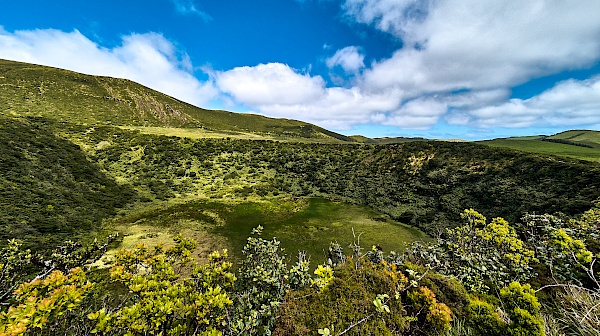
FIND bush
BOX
[465,298,503,336]
[274,256,464,336]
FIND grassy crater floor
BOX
[101,197,430,267]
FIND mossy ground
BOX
[102,197,430,267]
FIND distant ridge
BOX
[0,59,355,142]
[480,130,600,162]
[544,130,600,148]
[349,135,427,144]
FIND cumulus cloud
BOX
[461,76,600,128]
[218,1,600,131]
[216,63,401,129]
[343,0,432,40]
[0,28,217,106]
[216,63,326,106]
[337,0,600,130]
[326,46,365,73]
[352,0,600,92]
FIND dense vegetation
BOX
[2,204,599,335]
[1,60,600,335]
[59,119,599,233]
[0,117,134,251]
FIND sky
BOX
[1,0,600,140]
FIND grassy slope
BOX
[546,130,600,147]
[2,58,600,262]
[2,117,599,261]
[0,59,354,142]
[0,116,429,260]
[482,131,600,162]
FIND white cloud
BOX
[462,76,600,128]
[216,63,402,129]
[326,46,365,73]
[342,0,600,129]
[216,63,326,106]
[343,0,431,40]
[352,0,600,94]
[383,98,447,129]
[0,28,217,107]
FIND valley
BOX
[1,59,600,335]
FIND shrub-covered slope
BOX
[58,122,600,233]
[0,116,135,251]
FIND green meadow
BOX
[481,137,600,162]
[103,197,429,267]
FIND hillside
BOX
[0,117,135,251]
[545,129,600,148]
[0,59,354,142]
[481,130,600,162]
[1,59,599,255]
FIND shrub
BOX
[465,298,503,336]
[274,260,411,336]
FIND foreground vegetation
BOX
[1,203,599,335]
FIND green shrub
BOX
[465,298,503,336]
[274,260,411,336]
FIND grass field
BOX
[121,126,357,144]
[481,138,600,162]
[102,197,430,267]
[547,130,600,148]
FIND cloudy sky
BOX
[1,0,600,139]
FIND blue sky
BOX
[1,0,600,140]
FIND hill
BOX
[545,129,600,148]
[0,59,355,142]
[480,130,600,162]
[2,60,600,336]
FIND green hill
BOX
[1,58,600,260]
[3,61,600,336]
[481,131,600,162]
[545,130,600,148]
[0,59,355,142]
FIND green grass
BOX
[107,197,430,266]
[547,130,600,147]
[121,126,355,144]
[547,130,600,142]
[481,139,600,162]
